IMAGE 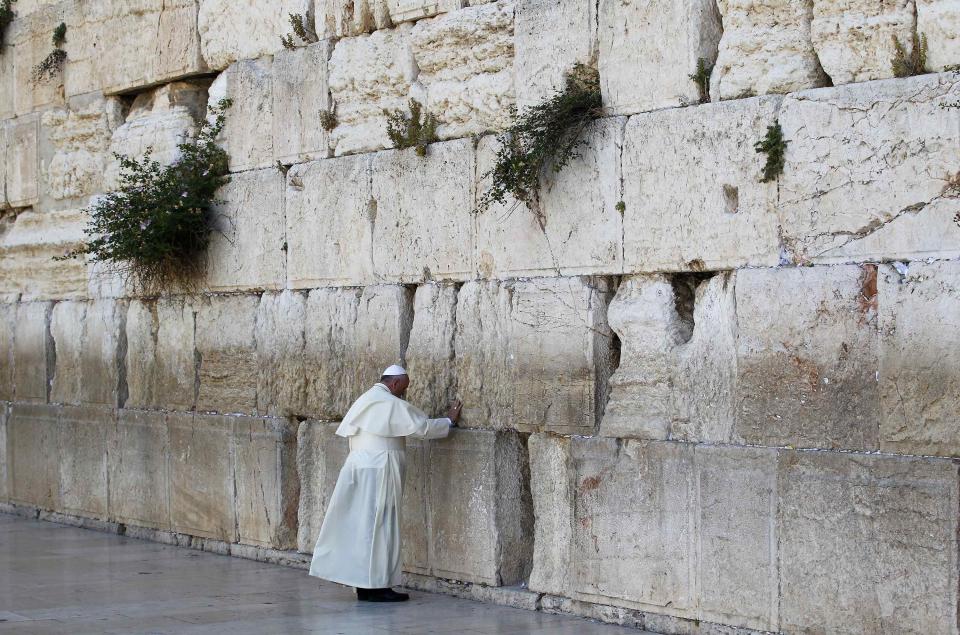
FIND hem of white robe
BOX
[307,569,401,589]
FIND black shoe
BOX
[357,587,409,602]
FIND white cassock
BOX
[309,383,451,589]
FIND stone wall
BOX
[2,0,960,633]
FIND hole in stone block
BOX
[670,272,717,345]
[722,184,739,214]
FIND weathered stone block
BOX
[369,138,475,282]
[919,0,960,72]
[168,412,235,541]
[318,0,393,38]
[475,119,623,278]
[196,294,258,415]
[879,261,960,457]
[599,0,721,114]
[410,1,515,139]
[0,209,88,300]
[296,420,348,553]
[234,416,299,549]
[328,26,418,155]
[779,75,960,265]
[403,428,532,585]
[8,6,66,117]
[405,283,459,416]
[622,97,782,272]
[256,291,307,417]
[734,265,880,451]
[778,450,959,634]
[388,0,462,25]
[207,59,274,172]
[125,297,196,411]
[58,405,110,519]
[273,41,333,164]
[204,168,286,291]
[0,403,8,501]
[198,0,312,70]
[513,0,596,111]
[304,286,413,419]
[0,304,14,400]
[13,301,52,402]
[7,403,60,510]
[711,0,827,101]
[285,154,375,288]
[455,277,614,434]
[79,300,125,406]
[811,0,915,85]
[108,409,169,529]
[49,300,86,404]
[0,42,13,121]
[5,114,39,208]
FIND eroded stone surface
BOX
[779,450,959,634]
[207,59,274,172]
[58,405,111,519]
[13,301,52,402]
[108,409,170,530]
[918,0,960,71]
[196,294,258,415]
[388,0,462,25]
[125,297,196,411]
[7,403,60,510]
[779,75,960,264]
[198,0,312,70]
[455,276,614,434]
[600,0,721,114]
[256,291,307,417]
[0,304,14,400]
[405,283,459,416]
[8,6,67,117]
[811,0,915,85]
[0,209,88,300]
[273,41,333,164]
[879,261,960,457]
[318,0,393,38]
[0,403,8,501]
[712,0,827,101]
[410,1,515,139]
[622,97,782,272]
[5,115,40,208]
[296,420,348,553]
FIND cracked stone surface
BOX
[124,297,197,412]
[195,294,258,415]
[198,0,312,70]
[918,0,960,71]
[50,300,126,407]
[0,209,88,300]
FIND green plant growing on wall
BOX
[0,0,16,49]
[58,99,234,292]
[754,122,787,183]
[891,30,928,78]
[477,63,602,215]
[31,22,66,83]
[384,99,438,157]
[688,57,713,104]
[281,13,316,49]
[320,108,337,131]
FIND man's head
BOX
[380,365,409,397]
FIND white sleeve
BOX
[407,417,452,440]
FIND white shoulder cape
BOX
[335,384,432,438]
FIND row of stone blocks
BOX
[2,73,958,300]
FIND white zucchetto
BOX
[382,365,407,376]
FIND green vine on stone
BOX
[477,63,602,215]
[0,0,16,50]
[31,22,66,83]
[281,13,316,49]
[755,122,787,183]
[891,30,928,78]
[384,99,438,157]
[688,57,713,104]
[58,99,234,292]
[320,108,337,131]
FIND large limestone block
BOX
[196,295,258,415]
[919,0,960,71]
[388,0,462,25]
[4,114,39,208]
[778,450,959,634]
[475,119,623,279]
[125,297,196,411]
[599,0,721,114]
[285,154,375,288]
[104,81,208,191]
[273,41,333,165]
[317,0,392,38]
[328,26,418,156]
[526,433,571,596]
[256,291,307,417]
[369,138,475,282]
[7,404,60,509]
[304,286,413,419]
[455,276,614,434]
[108,409,170,529]
[168,413,235,541]
[811,0,915,85]
[295,420,348,553]
[405,283,459,415]
[0,304,14,400]
[734,265,880,451]
[403,429,532,585]
[198,0,312,71]
[600,273,737,443]
[0,403,7,501]
[779,75,960,265]
[70,300,125,406]
[513,0,596,111]
[49,300,86,404]
[234,417,298,549]
[0,208,88,300]
[0,41,13,121]
[410,1,515,139]
[39,94,123,211]
[711,0,827,101]
[58,405,110,519]
[207,59,274,172]
[621,97,782,272]
[8,5,67,117]
[879,261,960,456]
[204,168,286,291]
[13,301,52,402]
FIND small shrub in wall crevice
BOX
[281,13,317,49]
[689,57,713,104]
[891,30,928,78]
[58,99,234,293]
[31,22,67,83]
[477,63,602,216]
[0,0,15,50]
[320,108,337,131]
[755,122,787,183]
[385,99,438,157]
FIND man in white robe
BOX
[309,365,463,602]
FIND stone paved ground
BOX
[0,514,644,635]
